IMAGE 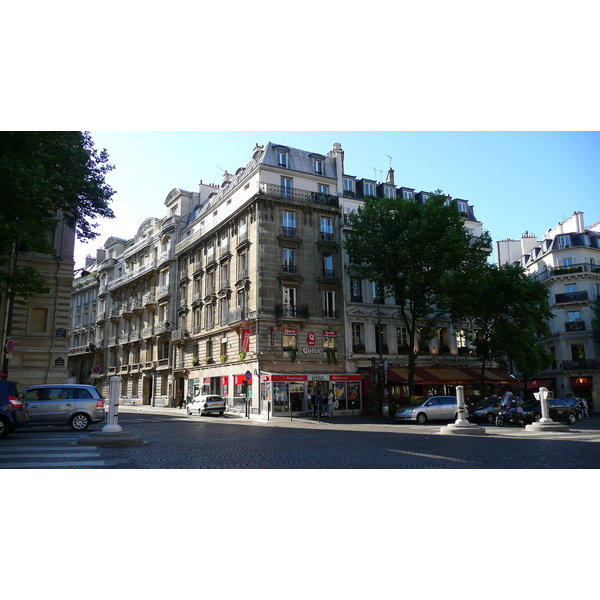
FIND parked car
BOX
[20,384,105,431]
[521,398,579,425]
[187,394,226,416]
[561,397,583,418]
[395,395,461,424]
[0,380,29,439]
[470,396,503,423]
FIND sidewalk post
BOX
[103,376,122,433]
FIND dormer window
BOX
[559,235,572,249]
[276,151,288,168]
[458,201,468,214]
[402,190,413,200]
[384,187,395,198]
[364,182,375,196]
[313,159,323,174]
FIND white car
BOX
[187,394,226,416]
[395,395,461,424]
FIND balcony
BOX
[531,262,600,283]
[281,227,297,237]
[563,359,597,370]
[322,269,335,279]
[229,307,257,324]
[350,295,363,303]
[259,183,339,208]
[565,320,586,332]
[320,232,334,242]
[282,264,297,274]
[276,304,309,320]
[555,291,589,304]
[322,309,338,319]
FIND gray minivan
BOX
[20,384,105,431]
[395,395,460,424]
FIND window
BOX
[384,187,395,198]
[343,178,355,195]
[322,254,334,277]
[567,310,581,322]
[239,217,248,240]
[283,248,296,273]
[206,241,215,263]
[350,277,363,302]
[559,257,574,268]
[219,298,229,325]
[397,326,409,351]
[160,269,169,288]
[564,283,577,294]
[205,304,214,329]
[322,289,336,318]
[206,339,213,360]
[402,190,413,200]
[320,216,333,241]
[313,159,323,174]
[282,329,297,349]
[282,210,296,236]
[318,184,329,195]
[372,281,384,303]
[220,262,229,288]
[281,177,292,199]
[375,324,387,354]
[352,323,363,351]
[276,151,288,168]
[559,235,572,249]
[237,251,248,279]
[364,182,375,196]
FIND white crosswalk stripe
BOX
[0,431,110,468]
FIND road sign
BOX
[245,370,252,382]
[91,365,101,374]
[5,339,14,354]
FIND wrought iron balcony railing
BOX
[276,304,309,319]
[259,183,339,207]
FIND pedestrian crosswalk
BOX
[0,431,114,468]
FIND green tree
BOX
[591,299,600,347]
[0,131,115,299]
[451,262,554,393]
[344,192,491,396]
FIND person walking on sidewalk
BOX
[580,397,589,418]
[178,390,186,409]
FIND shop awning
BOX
[387,366,517,385]
[518,378,555,390]
[570,376,593,389]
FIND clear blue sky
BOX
[75,131,600,269]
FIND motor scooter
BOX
[495,405,531,427]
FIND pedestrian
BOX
[316,390,324,417]
[311,391,318,417]
[327,389,334,418]
[580,397,589,418]
[178,390,186,409]
[321,390,329,418]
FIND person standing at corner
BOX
[311,390,318,418]
[327,389,334,418]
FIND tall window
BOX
[282,329,297,349]
[320,216,333,241]
[281,177,292,199]
[384,187,395,198]
[352,323,363,351]
[322,254,334,278]
[318,184,329,195]
[364,182,375,196]
[283,248,295,273]
[282,286,297,317]
[397,327,409,350]
[322,289,336,318]
[559,235,572,249]
[350,277,362,302]
[205,304,214,330]
[219,298,229,325]
[343,178,355,195]
[372,281,384,303]
[282,210,296,235]
[239,217,248,240]
[313,159,323,174]
[237,251,248,279]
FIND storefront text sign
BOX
[307,333,316,346]
[302,347,322,354]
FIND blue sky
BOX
[75,131,600,268]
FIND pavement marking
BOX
[386,448,471,463]
[0,452,100,459]
[2,460,107,468]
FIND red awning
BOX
[387,366,517,385]
[570,376,593,389]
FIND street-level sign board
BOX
[245,370,252,382]
[5,339,14,354]
[91,365,101,375]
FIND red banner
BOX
[241,329,250,352]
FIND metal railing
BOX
[555,291,589,304]
[276,304,309,319]
[259,183,339,207]
[563,359,597,369]
[565,320,586,332]
[531,262,600,283]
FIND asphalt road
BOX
[4,408,598,468]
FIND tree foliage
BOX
[451,262,554,392]
[0,131,115,298]
[591,299,600,347]
[344,192,492,395]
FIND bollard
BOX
[103,376,122,433]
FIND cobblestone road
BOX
[86,408,600,469]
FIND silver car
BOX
[470,397,503,423]
[395,395,460,424]
[20,384,105,431]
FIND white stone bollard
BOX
[455,385,469,425]
[103,375,123,433]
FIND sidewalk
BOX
[117,403,600,438]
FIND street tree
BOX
[451,262,554,393]
[591,299,600,347]
[344,192,492,397]
[0,131,115,299]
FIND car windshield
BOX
[473,398,495,408]
[405,397,430,407]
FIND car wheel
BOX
[0,416,12,439]
[486,412,496,423]
[416,413,427,425]
[70,413,91,431]
[198,410,203,416]
[186,407,192,415]
[567,412,577,425]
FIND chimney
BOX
[386,167,395,186]
[96,249,106,263]
[85,254,95,267]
